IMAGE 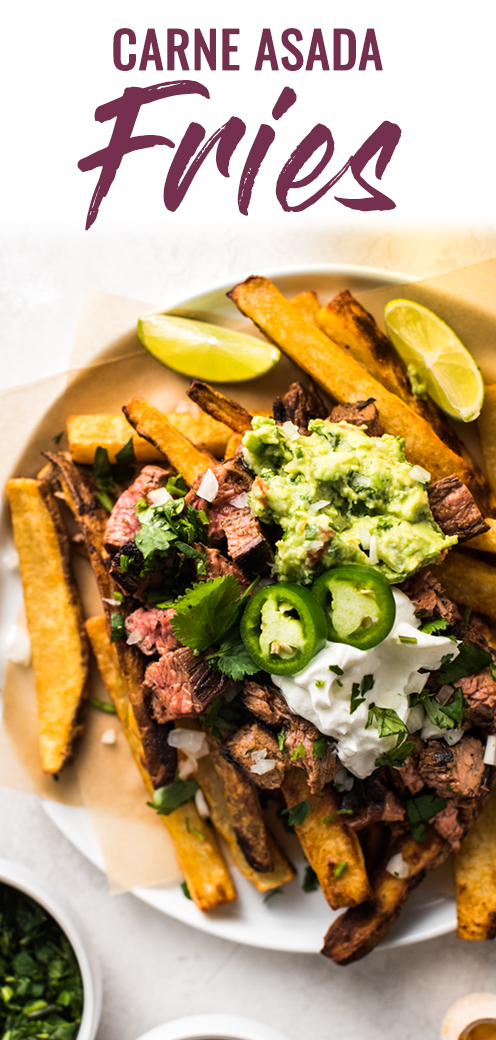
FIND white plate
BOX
[132,1012,292,1040]
[1,264,457,955]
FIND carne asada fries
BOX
[7,274,496,958]
[454,786,496,940]
[6,477,89,773]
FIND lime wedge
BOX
[137,314,280,382]
[384,299,484,422]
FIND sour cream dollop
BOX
[272,589,458,779]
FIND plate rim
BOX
[7,260,456,955]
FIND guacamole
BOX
[242,417,456,584]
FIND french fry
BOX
[206,737,276,873]
[6,478,89,773]
[187,380,253,434]
[123,396,214,485]
[478,385,496,496]
[437,550,496,619]
[228,277,489,505]
[281,768,370,910]
[455,786,496,940]
[85,615,236,911]
[224,433,243,458]
[322,828,447,963]
[167,410,232,458]
[194,753,295,893]
[290,291,320,324]
[466,517,496,553]
[67,413,163,465]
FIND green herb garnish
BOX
[437,642,493,684]
[88,697,117,714]
[366,703,408,738]
[302,866,319,892]
[313,737,326,759]
[290,743,306,761]
[110,613,125,643]
[281,800,311,826]
[277,732,286,754]
[180,881,192,900]
[375,733,415,767]
[52,432,64,445]
[406,793,447,843]
[334,861,348,878]
[420,617,449,635]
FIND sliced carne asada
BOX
[208,735,274,872]
[144,647,229,722]
[200,546,250,589]
[273,380,328,432]
[222,721,285,790]
[342,775,405,830]
[242,679,337,792]
[220,508,274,572]
[110,540,158,599]
[392,734,425,796]
[432,803,464,849]
[125,606,180,656]
[428,474,488,542]
[400,569,461,624]
[104,465,171,552]
[186,457,252,540]
[457,668,496,729]
[113,639,178,789]
[328,399,384,437]
[418,735,485,799]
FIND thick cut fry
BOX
[466,517,496,553]
[437,551,496,619]
[290,291,320,324]
[187,380,253,434]
[282,769,370,909]
[85,615,235,911]
[6,478,89,773]
[67,413,163,465]
[194,753,295,892]
[207,737,273,872]
[322,828,447,963]
[45,453,177,788]
[224,433,243,458]
[478,385,496,496]
[229,277,487,504]
[455,787,496,940]
[123,397,214,485]
[167,411,232,458]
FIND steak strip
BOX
[428,474,488,542]
[328,399,383,437]
[273,380,328,433]
[144,647,229,722]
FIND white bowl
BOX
[0,856,102,1040]
[134,1014,291,1040]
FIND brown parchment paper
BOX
[1,257,495,893]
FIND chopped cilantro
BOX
[290,742,306,761]
[423,686,467,730]
[420,617,449,635]
[119,554,130,573]
[281,800,311,826]
[208,629,259,682]
[398,635,418,644]
[149,779,199,816]
[135,496,208,564]
[198,692,251,740]
[334,861,348,878]
[375,733,415,767]
[277,732,286,754]
[366,704,408,738]
[180,881,192,900]
[438,642,493,684]
[52,431,64,445]
[110,612,125,643]
[323,808,354,823]
[315,679,325,688]
[350,682,365,714]
[88,697,117,714]
[245,747,256,756]
[329,664,344,675]
[115,437,135,468]
[171,576,246,652]
[406,793,447,843]
[313,737,326,759]
[302,865,319,892]
[185,817,205,841]
[93,445,115,512]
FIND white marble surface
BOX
[2,225,496,1040]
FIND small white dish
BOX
[0,857,102,1040]
[133,1013,291,1040]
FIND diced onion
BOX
[386,852,409,878]
[251,748,267,763]
[358,528,370,550]
[148,486,172,507]
[368,534,378,566]
[126,630,142,646]
[307,540,323,551]
[197,469,219,502]
[195,788,210,818]
[406,703,425,733]
[484,734,496,765]
[308,499,330,513]
[250,759,277,774]
[436,684,454,705]
[101,728,116,745]
[445,729,464,746]
[168,728,208,756]
[2,624,31,666]
[103,597,124,607]
[409,465,431,483]
[281,421,300,441]
[333,768,354,792]
[231,492,248,509]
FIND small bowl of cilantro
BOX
[0,857,101,1040]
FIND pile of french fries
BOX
[6,276,496,961]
